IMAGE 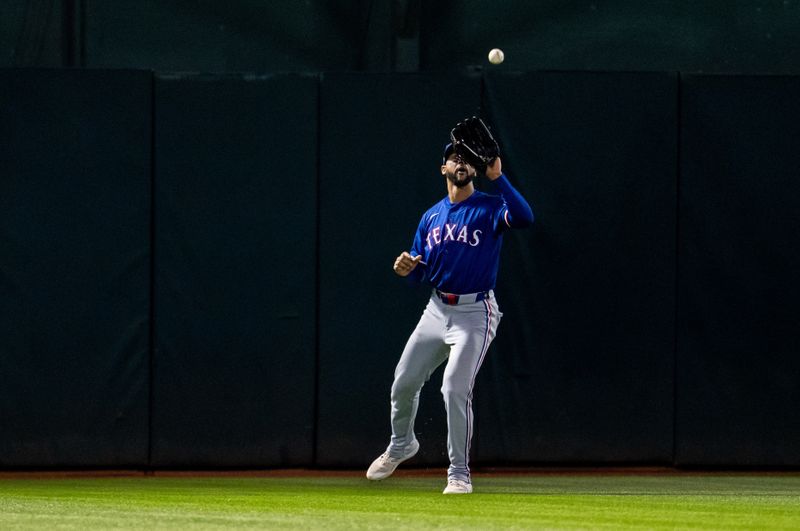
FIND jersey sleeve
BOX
[492,174,534,231]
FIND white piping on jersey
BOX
[428,212,439,221]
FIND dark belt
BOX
[434,289,492,305]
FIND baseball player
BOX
[366,119,534,494]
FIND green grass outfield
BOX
[1,473,800,529]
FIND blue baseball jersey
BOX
[408,175,531,294]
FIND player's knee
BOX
[440,378,469,403]
[391,377,420,401]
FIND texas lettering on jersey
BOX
[425,222,481,249]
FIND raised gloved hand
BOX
[449,116,500,173]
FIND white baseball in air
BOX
[488,48,505,65]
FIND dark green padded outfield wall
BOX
[2,70,800,467]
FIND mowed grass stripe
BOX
[1,475,799,530]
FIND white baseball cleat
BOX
[366,439,420,480]
[442,478,473,494]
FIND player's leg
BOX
[367,297,448,480]
[440,297,501,488]
[389,299,449,453]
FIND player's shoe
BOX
[366,439,420,480]
[442,478,473,494]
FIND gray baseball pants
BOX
[386,290,502,481]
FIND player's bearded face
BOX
[444,156,476,188]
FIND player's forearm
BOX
[494,174,534,226]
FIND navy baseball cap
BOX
[442,143,456,163]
